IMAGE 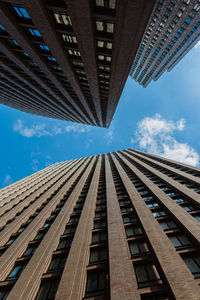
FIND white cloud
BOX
[104,124,114,144]
[3,174,12,186]
[194,40,200,49]
[65,124,90,133]
[13,120,54,138]
[31,159,39,172]
[13,120,90,138]
[131,114,199,167]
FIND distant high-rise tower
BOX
[0,149,200,299]
[130,0,200,87]
[0,0,155,127]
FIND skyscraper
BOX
[0,149,200,300]
[130,0,200,87]
[0,0,155,127]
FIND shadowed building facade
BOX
[0,149,200,299]
[0,0,155,127]
[130,0,200,87]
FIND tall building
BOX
[0,0,155,127]
[130,0,200,87]
[0,149,200,300]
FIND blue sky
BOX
[1,42,200,188]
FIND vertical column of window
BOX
[122,153,200,222]
[84,157,110,299]
[35,159,97,300]
[52,11,97,124]
[117,155,200,286]
[0,160,83,257]
[0,161,79,235]
[94,9,114,125]
[108,157,172,299]
[0,161,92,298]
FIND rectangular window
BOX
[134,262,162,288]
[57,238,72,250]
[12,5,30,19]
[97,40,112,49]
[123,215,137,224]
[89,247,108,264]
[168,234,192,249]
[54,13,72,26]
[62,34,77,43]
[153,210,166,218]
[94,219,106,229]
[126,226,142,237]
[95,0,116,9]
[7,264,26,280]
[95,20,114,33]
[183,256,200,278]
[159,220,177,230]
[92,231,107,243]
[0,24,5,31]
[36,280,60,300]
[40,45,50,51]
[24,246,36,256]
[129,241,149,257]
[86,270,109,294]
[35,231,45,240]
[28,28,41,37]
[48,255,67,271]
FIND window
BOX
[169,233,192,249]
[47,56,56,62]
[0,24,5,31]
[193,214,200,222]
[57,238,72,250]
[48,255,67,271]
[129,241,149,257]
[92,231,107,243]
[94,219,106,229]
[54,13,72,26]
[86,270,109,294]
[134,262,162,288]
[7,264,26,280]
[95,211,106,218]
[95,0,116,9]
[35,231,45,240]
[147,203,159,208]
[153,210,166,218]
[125,226,142,237]
[36,280,60,300]
[29,28,41,37]
[0,290,10,300]
[12,5,30,19]
[97,40,112,49]
[24,246,36,256]
[123,215,137,224]
[64,225,76,235]
[40,45,50,51]
[159,220,177,230]
[95,20,114,33]
[62,34,77,43]
[182,205,194,212]
[90,247,108,264]
[183,256,200,278]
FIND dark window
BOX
[86,270,109,294]
[57,238,72,250]
[129,241,149,257]
[92,231,107,243]
[7,264,26,280]
[134,262,162,288]
[125,226,142,237]
[28,28,41,37]
[24,246,36,256]
[35,231,45,240]
[183,256,200,278]
[48,255,67,271]
[169,234,192,249]
[123,215,137,224]
[90,247,108,264]
[36,280,60,300]
[159,220,177,230]
[94,219,106,229]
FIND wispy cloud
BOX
[3,174,13,186]
[131,114,199,167]
[13,120,91,138]
[65,124,91,133]
[104,124,115,144]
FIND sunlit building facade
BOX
[130,0,200,87]
[0,149,200,299]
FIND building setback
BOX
[0,0,155,127]
[0,149,200,299]
[130,0,200,87]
